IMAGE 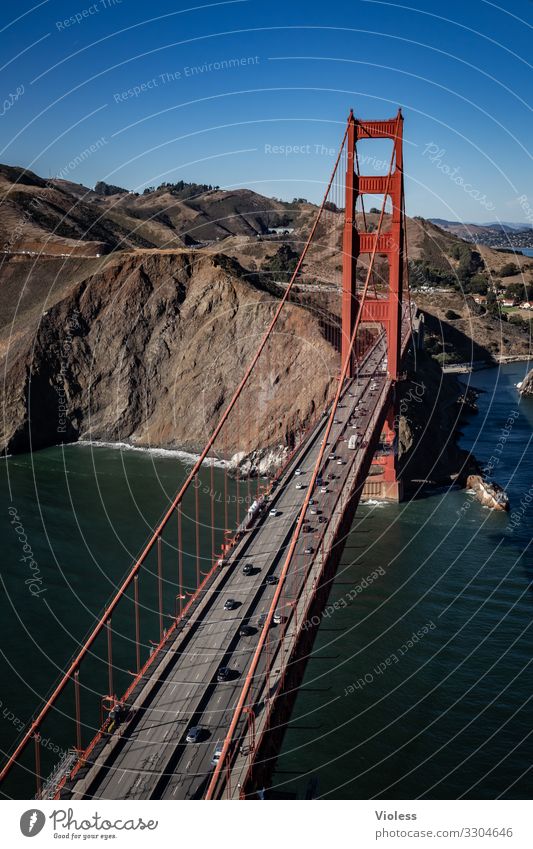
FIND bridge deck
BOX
[64,334,391,800]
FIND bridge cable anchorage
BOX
[0,121,349,792]
[205,112,401,800]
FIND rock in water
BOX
[466,474,509,511]
[517,368,533,395]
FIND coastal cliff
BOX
[0,250,337,457]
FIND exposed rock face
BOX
[517,368,533,395]
[466,475,509,511]
[0,250,337,457]
[397,352,478,487]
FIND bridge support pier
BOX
[380,402,403,502]
[364,401,403,502]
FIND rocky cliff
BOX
[397,352,477,487]
[0,250,337,457]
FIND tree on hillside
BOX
[466,274,489,295]
[261,244,299,282]
[505,281,533,301]
[486,289,504,319]
[94,180,128,196]
[500,262,519,277]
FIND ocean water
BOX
[271,360,533,799]
[0,361,532,799]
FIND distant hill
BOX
[429,218,533,250]
[0,165,308,256]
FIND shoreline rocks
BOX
[466,474,509,511]
[517,367,533,396]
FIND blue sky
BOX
[1,0,532,223]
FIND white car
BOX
[269,508,278,517]
[336,459,344,465]
[295,483,304,490]
[320,487,328,494]
[294,468,302,476]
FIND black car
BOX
[186,725,205,743]
[239,624,256,637]
[217,666,232,682]
[318,516,327,524]
[242,563,254,575]
[223,599,237,610]
[265,575,278,585]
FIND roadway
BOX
[69,334,389,800]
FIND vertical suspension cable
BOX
[194,476,200,587]
[210,463,215,563]
[177,504,183,615]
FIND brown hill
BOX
[0,250,336,456]
[0,166,304,255]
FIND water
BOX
[0,362,532,798]
[271,360,533,799]
[516,247,533,257]
[0,444,243,797]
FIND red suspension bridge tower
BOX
[341,108,405,501]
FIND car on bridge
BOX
[269,508,279,517]
[211,741,224,765]
[295,482,304,490]
[223,599,237,611]
[328,453,336,460]
[294,468,302,476]
[217,666,234,682]
[186,726,205,744]
[258,613,270,629]
[273,611,285,625]
[242,563,254,575]
[239,624,256,637]
[304,546,314,555]
[265,575,278,585]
